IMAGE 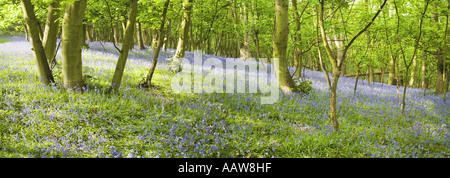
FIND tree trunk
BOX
[113,23,120,44]
[380,68,384,84]
[292,0,302,78]
[164,18,172,51]
[319,0,387,130]
[144,0,170,87]
[369,65,374,84]
[240,3,250,60]
[436,50,445,94]
[86,24,93,42]
[409,54,417,87]
[397,54,403,86]
[22,22,30,42]
[231,1,241,58]
[42,1,60,63]
[61,0,86,90]
[82,22,87,47]
[20,0,55,85]
[214,30,224,56]
[274,0,297,93]
[151,29,158,49]
[137,22,146,50]
[169,0,193,72]
[388,55,396,85]
[251,3,264,68]
[330,69,340,130]
[354,62,361,93]
[110,0,138,92]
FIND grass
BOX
[0,38,449,158]
[0,37,10,43]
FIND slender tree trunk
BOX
[369,65,374,84]
[231,1,241,58]
[42,1,60,63]
[444,9,449,102]
[22,22,30,42]
[214,30,224,56]
[319,2,342,129]
[409,54,417,87]
[143,0,170,87]
[379,68,384,84]
[388,55,396,85]
[82,21,87,47]
[20,0,55,85]
[397,54,403,86]
[292,0,302,78]
[110,0,138,92]
[86,24,93,42]
[169,0,193,72]
[316,13,331,90]
[240,3,250,60]
[436,52,445,93]
[164,18,172,51]
[151,29,158,49]
[114,23,120,44]
[137,22,146,50]
[400,0,429,113]
[433,6,445,94]
[319,0,387,130]
[354,62,361,93]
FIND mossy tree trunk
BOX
[61,0,87,90]
[292,0,302,78]
[20,0,55,85]
[144,0,170,88]
[409,55,417,87]
[274,0,297,93]
[169,0,193,72]
[42,1,60,63]
[137,21,145,50]
[110,0,138,92]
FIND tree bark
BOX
[86,24,93,42]
[114,23,120,44]
[436,50,445,94]
[409,54,417,87]
[163,18,172,51]
[42,1,60,63]
[137,22,146,50]
[434,6,445,94]
[20,0,55,85]
[82,21,87,47]
[169,0,193,72]
[110,0,138,92]
[143,0,171,88]
[61,0,87,90]
[240,3,250,60]
[422,51,427,90]
[388,55,396,85]
[274,0,297,93]
[369,65,374,84]
[292,0,302,78]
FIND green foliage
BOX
[293,77,314,94]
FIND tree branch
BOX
[341,0,387,68]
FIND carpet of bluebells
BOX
[0,36,449,158]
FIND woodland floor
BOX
[0,36,449,158]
